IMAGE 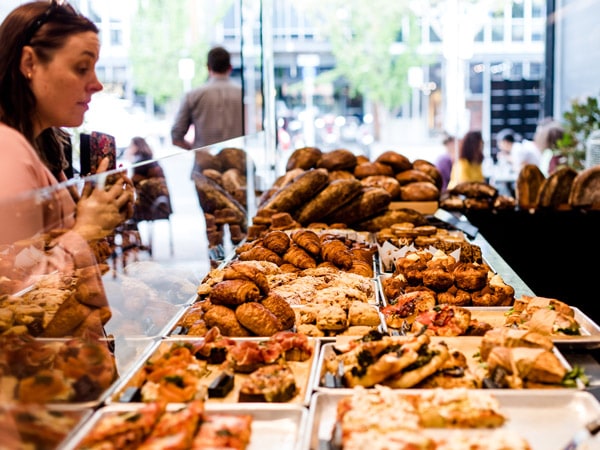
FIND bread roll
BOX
[412,159,443,189]
[516,164,545,210]
[536,166,577,210]
[316,149,358,172]
[217,147,246,172]
[569,165,600,210]
[375,150,412,172]
[399,181,439,201]
[286,146,322,171]
[356,208,428,232]
[353,162,394,179]
[360,175,402,200]
[395,169,436,186]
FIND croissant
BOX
[291,229,321,256]
[222,261,269,295]
[283,243,317,269]
[209,279,262,306]
[238,246,284,266]
[262,230,291,255]
[348,259,374,278]
[320,238,353,270]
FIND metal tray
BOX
[467,306,600,347]
[314,337,583,391]
[308,390,600,450]
[1,403,92,450]
[62,402,309,450]
[107,336,320,406]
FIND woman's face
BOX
[29,31,103,135]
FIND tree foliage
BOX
[295,0,427,114]
[129,0,231,107]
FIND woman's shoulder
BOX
[0,123,42,162]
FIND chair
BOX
[133,178,174,257]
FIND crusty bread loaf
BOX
[360,175,402,200]
[536,166,577,210]
[395,169,436,186]
[516,164,545,210]
[411,159,443,190]
[569,165,600,210]
[316,148,358,172]
[296,178,362,225]
[324,186,392,225]
[217,147,246,172]
[259,168,329,213]
[353,161,394,179]
[285,146,322,171]
[375,150,412,173]
[356,208,428,232]
[399,181,440,201]
[194,148,222,171]
[447,181,497,199]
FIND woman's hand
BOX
[73,158,135,241]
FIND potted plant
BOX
[555,95,600,171]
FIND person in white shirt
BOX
[496,128,541,174]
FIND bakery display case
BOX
[3,136,600,449]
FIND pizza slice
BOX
[238,363,297,402]
[383,341,450,388]
[190,413,253,450]
[415,388,506,428]
[137,400,205,450]
[78,402,165,449]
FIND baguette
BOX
[296,178,362,225]
[259,168,329,213]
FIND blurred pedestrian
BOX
[171,45,244,175]
[447,130,485,189]
[435,134,457,192]
[496,128,540,173]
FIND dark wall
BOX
[556,0,600,116]
[464,209,600,325]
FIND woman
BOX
[125,136,167,185]
[125,136,173,222]
[0,1,133,337]
[447,130,485,189]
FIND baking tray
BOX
[62,402,309,450]
[313,337,583,391]
[106,336,320,406]
[292,303,388,340]
[1,403,92,450]
[308,390,600,450]
[467,306,600,347]
[0,336,129,409]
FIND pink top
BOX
[0,123,76,243]
[0,123,99,288]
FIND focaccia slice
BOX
[384,341,450,388]
[191,413,252,450]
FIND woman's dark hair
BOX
[131,136,154,162]
[0,1,98,178]
[460,130,484,164]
